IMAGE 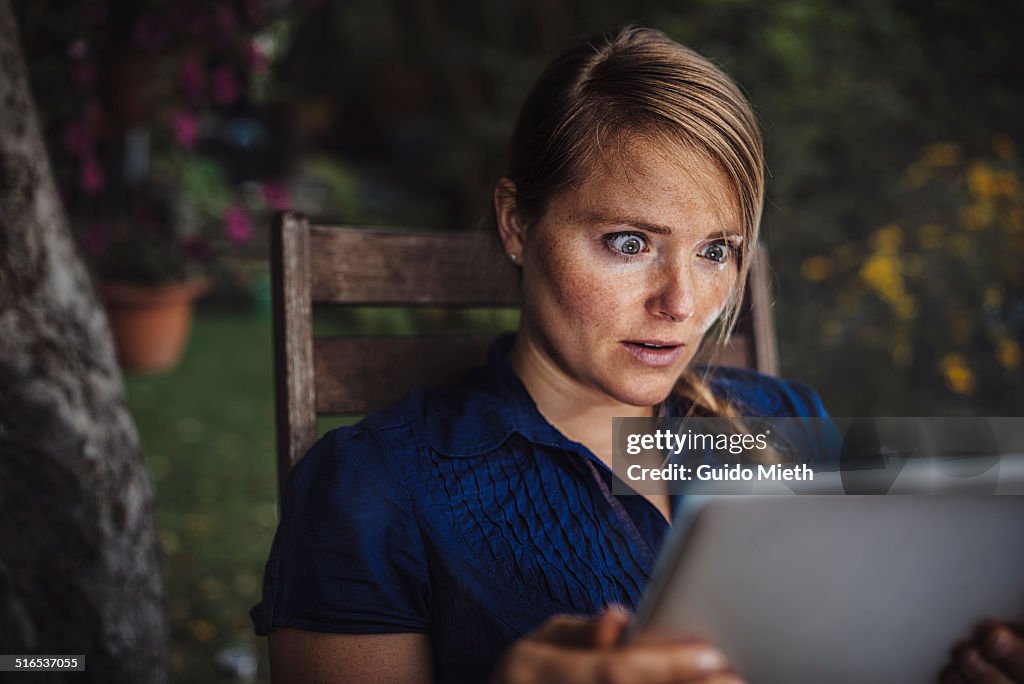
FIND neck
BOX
[508,331,652,465]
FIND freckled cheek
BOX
[543,264,615,325]
[526,240,619,331]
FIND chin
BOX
[608,380,677,409]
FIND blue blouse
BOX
[251,335,832,682]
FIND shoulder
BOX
[286,392,427,493]
[702,365,830,418]
[285,369,504,500]
[260,394,434,636]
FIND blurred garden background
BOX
[11,0,1024,680]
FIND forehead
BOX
[554,135,742,234]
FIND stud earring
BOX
[509,254,519,264]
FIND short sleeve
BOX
[250,424,431,635]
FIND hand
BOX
[940,619,1024,683]
[491,606,743,684]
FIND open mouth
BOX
[621,341,685,367]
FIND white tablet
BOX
[630,493,1024,683]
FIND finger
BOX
[491,640,593,684]
[975,619,1024,640]
[594,606,632,648]
[591,642,730,683]
[528,614,599,648]
[978,623,1024,681]
[954,646,1014,684]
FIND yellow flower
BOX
[861,254,897,290]
[801,255,832,282]
[940,354,976,395]
[922,142,961,168]
[870,224,903,251]
[860,252,912,316]
[967,162,997,200]
[996,337,1021,370]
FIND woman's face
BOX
[502,138,743,408]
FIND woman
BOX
[253,26,1024,683]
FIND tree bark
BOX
[0,2,169,682]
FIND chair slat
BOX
[309,227,521,305]
[271,212,318,493]
[747,244,779,376]
[314,335,499,414]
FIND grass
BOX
[124,305,278,682]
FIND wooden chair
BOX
[270,211,778,494]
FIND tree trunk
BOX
[0,2,169,682]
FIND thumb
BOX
[593,604,632,648]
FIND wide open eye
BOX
[698,238,739,265]
[605,233,647,257]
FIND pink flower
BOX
[80,156,105,194]
[222,206,253,244]
[63,121,94,158]
[172,111,200,148]
[262,182,290,210]
[177,57,205,103]
[244,41,270,75]
[211,65,241,106]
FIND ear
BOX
[493,178,528,262]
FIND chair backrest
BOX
[270,210,777,494]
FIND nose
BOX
[648,260,696,322]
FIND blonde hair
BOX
[501,25,766,418]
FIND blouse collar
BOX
[423,333,594,461]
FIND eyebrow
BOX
[580,211,743,240]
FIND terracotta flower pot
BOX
[99,279,209,373]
